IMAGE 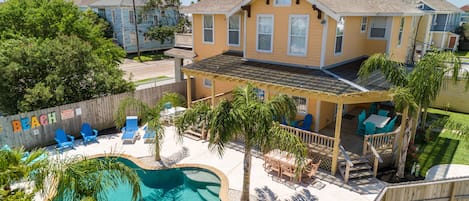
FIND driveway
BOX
[120,58,192,81]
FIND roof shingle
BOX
[421,0,461,12]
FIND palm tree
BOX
[358,52,468,177]
[49,156,141,201]
[0,147,48,201]
[175,84,308,201]
[114,92,186,161]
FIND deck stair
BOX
[338,157,374,183]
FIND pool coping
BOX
[88,153,230,201]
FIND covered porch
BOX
[181,52,407,182]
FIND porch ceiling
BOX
[183,52,392,104]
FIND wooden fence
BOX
[375,176,469,201]
[0,81,187,150]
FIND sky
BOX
[180,0,468,7]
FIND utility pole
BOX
[132,0,142,61]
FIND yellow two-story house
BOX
[179,0,423,177]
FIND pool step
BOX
[197,189,220,201]
[184,170,221,187]
[206,185,220,196]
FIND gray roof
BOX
[420,0,462,12]
[316,0,424,16]
[183,52,390,95]
[180,0,242,14]
[328,59,390,91]
[73,0,99,6]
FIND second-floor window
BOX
[111,9,115,24]
[228,15,240,46]
[370,16,387,39]
[257,15,273,52]
[334,17,344,55]
[288,15,309,56]
[274,0,291,6]
[203,15,214,43]
[360,17,367,32]
[129,10,135,24]
[397,17,405,46]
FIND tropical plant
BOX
[175,84,308,201]
[0,148,48,201]
[359,52,469,177]
[176,101,211,140]
[114,93,186,160]
[50,156,141,201]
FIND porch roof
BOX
[328,59,390,91]
[183,52,392,103]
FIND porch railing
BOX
[279,124,335,150]
[191,91,232,105]
[362,127,400,155]
[340,145,354,183]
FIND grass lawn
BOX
[127,52,170,62]
[134,76,171,85]
[455,51,469,58]
[415,108,469,177]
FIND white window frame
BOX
[334,17,344,55]
[274,0,291,6]
[203,78,212,88]
[227,15,241,46]
[202,15,214,44]
[256,14,274,53]
[254,88,265,101]
[368,16,387,39]
[292,96,308,115]
[360,16,367,33]
[129,10,135,24]
[397,17,405,47]
[287,14,309,57]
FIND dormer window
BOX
[274,0,291,6]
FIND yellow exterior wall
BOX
[431,32,449,49]
[319,101,336,130]
[364,40,387,56]
[193,76,239,99]
[389,16,413,63]
[432,79,469,113]
[416,15,430,45]
[193,14,245,61]
[245,0,322,67]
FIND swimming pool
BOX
[104,157,222,201]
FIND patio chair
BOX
[304,159,322,180]
[377,116,397,133]
[357,110,366,135]
[369,103,378,115]
[269,159,282,177]
[121,116,139,144]
[281,162,296,182]
[365,122,376,135]
[142,124,157,143]
[378,109,389,117]
[80,123,98,146]
[292,114,313,131]
[55,129,75,152]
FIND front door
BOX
[448,36,457,49]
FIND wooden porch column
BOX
[186,74,192,108]
[331,101,343,175]
[211,79,216,107]
[395,106,409,166]
[264,87,270,100]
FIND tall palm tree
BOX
[358,52,468,177]
[0,147,48,201]
[175,84,308,201]
[49,156,141,201]
[114,92,186,160]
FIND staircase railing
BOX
[340,145,354,183]
[279,124,335,150]
[367,142,383,177]
[362,127,399,155]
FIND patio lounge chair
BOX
[55,129,75,152]
[121,116,139,143]
[142,124,156,143]
[80,123,98,146]
[365,122,376,135]
[292,114,313,131]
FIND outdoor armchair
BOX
[55,129,75,152]
[292,114,313,131]
[80,123,98,146]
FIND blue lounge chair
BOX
[55,129,75,152]
[357,110,366,135]
[292,114,313,131]
[142,125,156,143]
[378,109,389,117]
[121,116,139,143]
[80,123,98,146]
[365,122,376,135]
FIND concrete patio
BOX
[42,126,386,201]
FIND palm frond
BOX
[114,97,149,129]
[208,99,239,157]
[391,87,418,115]
[174,101,211,142]
[156,92,186,111]
[358,53,408,87]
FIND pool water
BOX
[58,157,222,201]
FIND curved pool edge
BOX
[88,153,230,201]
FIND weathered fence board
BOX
[0,81,187,149]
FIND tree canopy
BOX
[0,0,134,114]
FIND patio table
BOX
[264,149,311,182]
[160,106,187,124]
[363,114,390,128]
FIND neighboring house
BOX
[414,0,463,55]
[179,0,424,179]
[461,5,469,24]
[83,0,180,53]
